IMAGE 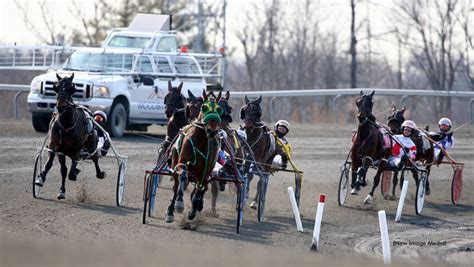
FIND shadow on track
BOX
[38,197,140,216]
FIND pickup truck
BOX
[2,13,223,137]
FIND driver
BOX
[93,110,110,157]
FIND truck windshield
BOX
[107,36,152,49]
[63,52,134,72]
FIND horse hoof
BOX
[209,210,219,218]
[350,188,360,195]
[175,201,184,213]
[68,174,77,181]
[35,177,44,187]
[364,194,373,204]
[97,171,106,179]
[249,201,257,210]
[165,215,174,223]
[57,192,65,200]
[188,210,196,221]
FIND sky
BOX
[1,0,470,64]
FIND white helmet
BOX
[275,120,290,132]
[438,118,452,129]
[93,110,107,123]
[401,120,417,130]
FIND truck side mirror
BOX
[141,76,154,86]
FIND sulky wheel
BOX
[415,173,427,215]
[116,162,126,206]
[338,165,350,206]
[32,154,43,199]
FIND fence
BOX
[1,84,474,123]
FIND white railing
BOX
[1,84,473,123]
[0,45,79,70]
[0,45,223,82]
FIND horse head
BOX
[240,95,263,129]
[164,81,186,119]
[186,90,204,121]
[387,106,405,134]
[218,91,233,125]
[53,73,76,114]
[199,90,222,138]
[356,90,375,122]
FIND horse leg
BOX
[175,168,187,213]
[67,160,80,181]
[92,155,106,179]
[365,159,387,204]
[358,157,373,187]
[411,169,419,187]
[350,159,366,195]
[35,150,56,186]
[210,180,219,216]
[165,184,178,223]
[392,171,399,198]
[249,174,260,210]
[188,186,207,220]
[57,154,67,200]
[425,166,431,195]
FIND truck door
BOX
[130,55,166,120]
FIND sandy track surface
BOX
[1,120,473,266]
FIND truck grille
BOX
[42,81,92,100]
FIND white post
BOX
[310,194,326,251]
[287,187,304,232]
[378,210,391,264]
[395,180,409,222]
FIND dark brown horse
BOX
[387,106,405,135]
[386,107,434,197]
[165,90,223,223]
[160,82,188,158]
[240,95,276,209]
[350,91,390,203]
[34,73,105,199]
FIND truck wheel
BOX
[32,115,52,133]
[108,102,127,138]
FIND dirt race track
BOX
[1,120,473,266]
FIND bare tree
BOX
[14,0,65,45]
[396,0,469,118]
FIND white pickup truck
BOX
[2,14,223,137]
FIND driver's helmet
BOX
[438,117,452,131]
[274,120,290,136]
[401,120,416,130]
[93,110,107,123]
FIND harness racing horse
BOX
[165,91,223,223]
[240,95,276,209]
[386,107,434,197]
[159,82,188,159]
[387,106,405,135]
[209,91,246,214]
[350,91,390,203]
[186,90,204,122]
[34,73,105,199]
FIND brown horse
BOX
[209,91,246,214]
[350,91,390,203]
[240,95,276,209]
[186,90,204,122]
[34,73,105,199]
[165,90,223,223]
